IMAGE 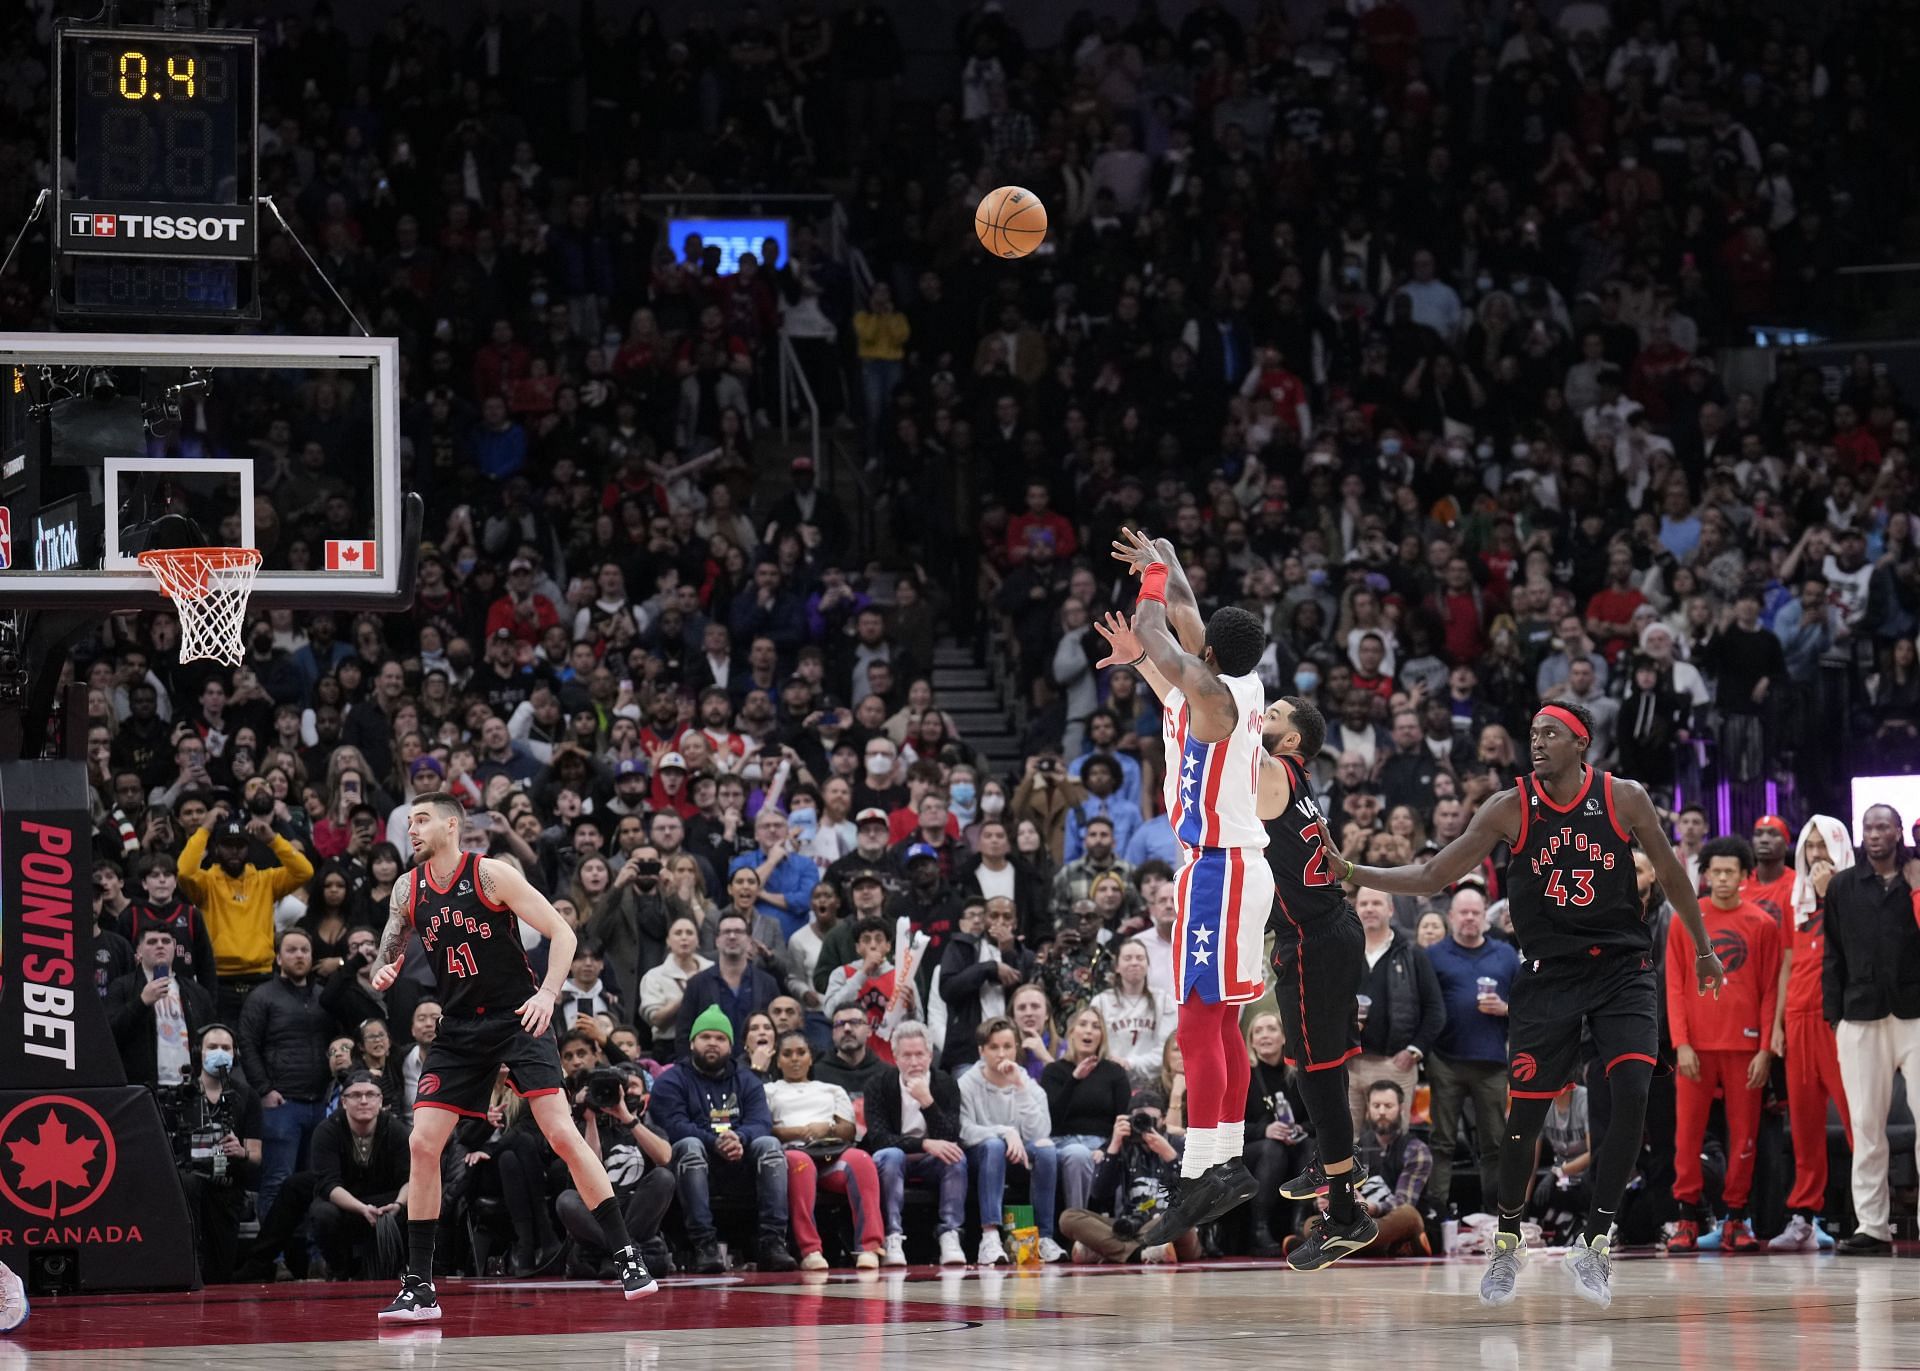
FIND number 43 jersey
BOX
[1504,766,1646,962]
[408,851,540,1015]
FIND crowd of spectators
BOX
[12,0,1920,1277]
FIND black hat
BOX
[212,818,249,843]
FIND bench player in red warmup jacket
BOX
[1666,836,1781,1253]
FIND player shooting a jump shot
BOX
[366,792,657,1320]
[1098,528,1271,1245]
[1329,703,1727,1309]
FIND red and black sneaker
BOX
[1667,1219,1700,1253]
[1720,1218,1762,1253]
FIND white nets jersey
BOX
[1161,672,1269,851]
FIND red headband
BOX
[1536,705,1590,742]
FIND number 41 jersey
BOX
[1504,766,1645,962]
[408,851,540,1015]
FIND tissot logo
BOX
[67,213,245,244]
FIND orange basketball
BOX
[974,186,1048,259]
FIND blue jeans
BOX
[968,1136,1059,1239]
[258,1097,326,1217]
[670,1134,788,1239]
[1055,1134,1105,1212]
[873,1146,969,1235]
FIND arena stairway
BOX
[931,638,1022,781]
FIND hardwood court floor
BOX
[4,1251,1916,1370]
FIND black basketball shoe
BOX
[1285,1210,1379,1271]
[616,1246,659,1299]
[1278,1150,1368,1202]
[376,1274,441,1322]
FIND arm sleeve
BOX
[819,964,866,1014]
[1665,911,1693,1047]
[1755,917,1782,1046]
[957,1070,1000,1147]
[268,835,316,896]
[1820,893,1846,1027]
[1394,1136,1434,1210]
[176,828,212,904]
[238,987,272,1092]
[734,1071,773,1144]
[648,1072,709,1146]
[1410,949,1446,1054]
[309,1120,346,1198]
[1017,1075,1053,1141]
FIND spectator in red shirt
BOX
[1583,544,1649,663]
[1006,482,1077,565]
[1666,836,1781,1253]
[1349,632,1395,702]
[1427,556,1488,664]
[1831,402,1882,472]
[471,318,531,401]
[484,558,562,643]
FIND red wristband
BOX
[1138,563,1169,604]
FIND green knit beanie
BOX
[689,1004,734,1043]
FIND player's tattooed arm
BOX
[1342,786,1521,895]
[373,883,410,972]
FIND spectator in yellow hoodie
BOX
[177,805,314,1021]
[854,281,911,448]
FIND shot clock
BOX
[52,25,260,320]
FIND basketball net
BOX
[137,547,263,666]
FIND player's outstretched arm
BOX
[1092,613,1176,700]
[1112,528,1204,653]
[1615,779,1726,995]
[1340,788,1520,896]
[480,858,569,1032]
[1112,533,1234,738]
[368,884,410,992]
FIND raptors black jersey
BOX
[1265,756,1347,927]
[1504,767,1645,961]
[407,852,539,1016]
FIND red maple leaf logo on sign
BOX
[1,1102,114,1219]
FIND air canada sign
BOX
[0,1095,139,1247]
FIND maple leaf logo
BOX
[11,1112,98,1200]
[0,1096,117,1220]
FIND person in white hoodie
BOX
[959,1016,1065,1265]
[1768,815,1855,1252]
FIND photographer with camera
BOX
[1057,1089,1197,1264]
[589,843,696,1009]
[557,1064,677,1277]
[172,1023,263,1283]
[106,927,218,1089]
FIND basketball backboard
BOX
[0,333,409,607]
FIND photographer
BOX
[557,1064,677,1276]
[587,842,694,1005]
[307,1070,412,1280]
[1057,1089,1197,1264]
[105,927,217,1089]
[173,1023,262,1283]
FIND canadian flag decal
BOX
[325,539,378,571]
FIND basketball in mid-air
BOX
[975,186,1048,259]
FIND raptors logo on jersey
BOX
[406,851,539,1015]
[1504,766,1644,962]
